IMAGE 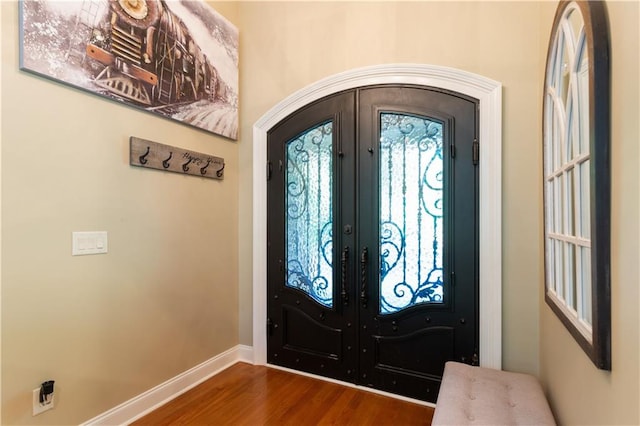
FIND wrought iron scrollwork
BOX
[285,122,334,308]
[379,113,445,314]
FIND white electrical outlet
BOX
[32,388,54,416]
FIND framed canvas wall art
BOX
[20,0,239,140]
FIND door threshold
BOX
[265,363,436,408]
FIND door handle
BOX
[360,247,368,308]
[341,246,349,305]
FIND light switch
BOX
[72,231,108,256]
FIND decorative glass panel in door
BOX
[285,122,333,308]
[379,113,444,314]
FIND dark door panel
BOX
[374,327,456,378]
[282,305,343,360]
[267,91,357,384]
[373,327,455,400]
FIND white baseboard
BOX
[81,344,254,426]
[237,344,254,364]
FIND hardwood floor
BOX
[131,362,434,425]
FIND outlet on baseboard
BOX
[32,387,54,416]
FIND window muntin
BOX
[544,3,591,339]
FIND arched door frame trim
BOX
[252,63,502,369]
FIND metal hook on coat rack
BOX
[182,158,192,172]
[200,159,211,175]
[139,146,150,165]
[162,152,173,169]
[216,162,225,178]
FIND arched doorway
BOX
[252,63,502,391]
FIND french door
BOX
[266,85,478,402]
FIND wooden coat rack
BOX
[129,136,224,180]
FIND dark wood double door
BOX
[266,85,479,403]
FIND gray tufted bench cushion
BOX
[432,361,556,425]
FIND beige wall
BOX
[1,1,240,424]
[237,0,545,374]
[538,1,640,425]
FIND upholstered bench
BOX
[432,361,556,425]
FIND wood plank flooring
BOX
[132,362,434,425]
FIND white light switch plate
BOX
[72,231,108,255]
